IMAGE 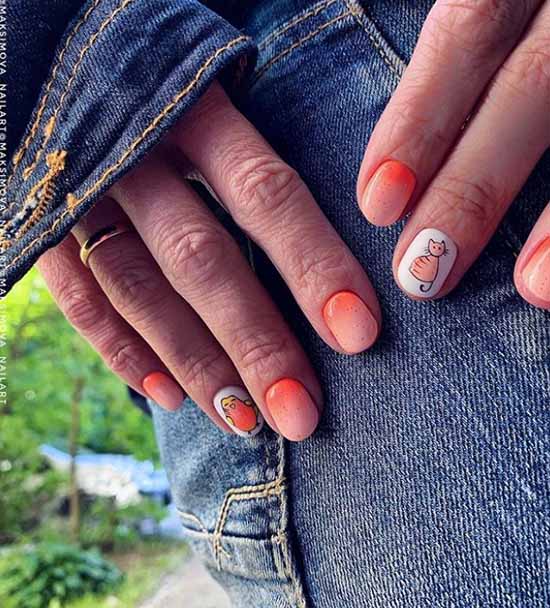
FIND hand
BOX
[357,0,550,308]
[38,83,381,441]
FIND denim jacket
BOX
[2,0,256,291]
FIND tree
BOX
[1,268,160,543]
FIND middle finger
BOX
[113,153,322,441]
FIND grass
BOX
[68,539,188,608]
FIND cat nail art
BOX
[397,228,457,298]
[213,386,264,437]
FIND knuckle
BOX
[229,154,305,225]
[291,242,354,293]
[430,0,528,60]
[431,175,502,227]
[172,347,226,390]
[62,285,106,333]
[158,221,230,290]
[101,255,160,319]
[234,326,290,377]
[104,341,143,378]
[503,42,550,100]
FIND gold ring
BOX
[80,223,134,268]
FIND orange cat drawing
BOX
[220,395,259,433]
[409,239,447,292]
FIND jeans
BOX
[152,1,550,606]
[7,0,550,606]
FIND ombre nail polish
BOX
[265,378,319,441]
[142,372,184,411]
[361,160,416,226]
[522,237,550,303]
[323,291,378,354]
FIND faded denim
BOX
[7,1,550,607]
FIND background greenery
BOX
[1,268,185,607]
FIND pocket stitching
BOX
[257,0,338,51]
[341,0,406,81]
[2,35,249,273]
[253,9,353,84]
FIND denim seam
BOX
[3,35,249,273]
[8,0,103,190]
[257,0,338,51]
[15,151,67,238]
[273,434,308,608]
[340,0,405,81]
[179,511,209,534]
[20,0,137,187]
[253,10,353,83]
[212,478,284,565]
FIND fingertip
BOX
[514,237,550,310]
[142,372,185,412]
[358,160,417,227]
[265,378,321,442]
[322,291,381,354]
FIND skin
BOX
[357,0,550,308]
[38,83,381,441]
[38,2,550,440]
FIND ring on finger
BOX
[80,223,134,268]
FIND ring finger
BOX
[111,154,323,441]
[72,197,264,436]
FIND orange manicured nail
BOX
[361,159,416,226]
[522,237,550,303]
[323,291,378,354]
[142,372,184,411]
[265,378,319,441]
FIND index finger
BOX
[357,0,541,226]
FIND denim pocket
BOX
[251,0,404,91]
[151,399,309,608]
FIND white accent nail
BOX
[397,228,457,298]
[213,386,264,438]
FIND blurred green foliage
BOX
[79,497,168,553]
[0,269,180,606]
[4,268,157,459]
[0,543,123,608]
[1,268,159,543]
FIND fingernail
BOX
[397,228,458,299]
[213,386,264,437]
[142,372,185,411]
[522,237,550,302]
[265,378,319,441]
[361,160,416,226]
[323,291,378,354]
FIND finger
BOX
[357,0,542,226]
[72,197,263,437]
[171,82,381,355]
[393,3,550,300]
[514,203,550,310]
[112,156,321,442]
[37,235,184,411]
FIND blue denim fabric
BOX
[8,1,550,606]
[153,1,550,607]
[2,0,254,289]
